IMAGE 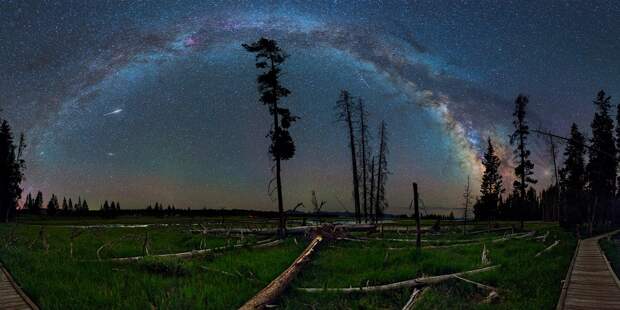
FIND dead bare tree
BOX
[368,156,376,222]
[374,121,389,222]
[462,176,472,234]
[336,90,361,223]
[310,190,326,223]
[357,97,371,223]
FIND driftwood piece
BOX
[107,238,278,262]
[192,224,376,236]
[535,240,559,257]
[297,265,499,293]
[534,231,549,242]
[481,244,490,265]
[491,231,534,243]
[402,287,428,310]
[483,291,500,304]
[453,275,496,291]
[466,227,513,235]
[240,235,324,309]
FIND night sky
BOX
[2,1,620,214]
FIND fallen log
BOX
[491,231,534,243]
[402,287,427,310]
[107,238,278,262]
[240,235,324,309]
[467,227,513,235]
[535,240,559,257]
[297,265,499,293]
[349,236,483,244]
[192,224,376,236]
[453,275,496,291]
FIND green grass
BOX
[281,224,575,309]
[0,223,305,309]
[0,219,576,309]
[600,233,620,278]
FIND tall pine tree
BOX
[510,94,537,229]
[587,90,616,228]
[476,138,504,224]
[243,38,297,236]
[560,123,586,228]
[0,119,25,222]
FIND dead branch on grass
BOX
[297,265,500,293]
[535,240,559,257]
[402,287,428,310]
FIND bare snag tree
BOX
[336,90,362,223]
[462,175,471,234]
[357,98,371,223]
[243,38,298,236]
[374,121,389,222]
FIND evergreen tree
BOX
[560,123,587,228]
[68,198,74,212]
[24,193,33,211]
[82,199,89,213]
[510,94,537,229]
[477,138,504,223]
[47,194,59,216]
[0,119,25,222]
[243,38,297,236]
[34,191,43,212]
[336,90,362,223]
[62,197,68,213]
[587,90,616,228]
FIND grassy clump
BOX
[600,233,620,278]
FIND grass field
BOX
[0,217,575,309]
[601,232,620,279]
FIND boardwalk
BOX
[558,229,620,310]
[0,264,38,310]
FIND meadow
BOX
[0,217,576,309]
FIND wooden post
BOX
[413,182,421,249]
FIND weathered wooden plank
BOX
[557,229,620,310]
[0,264,37,310]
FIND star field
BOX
[2,0,620,214]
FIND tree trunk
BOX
[413,182,421,249]
[240,235,324,309]
[346,107,361,224]
[273,99,286,237]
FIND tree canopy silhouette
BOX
[0,118,25,222]
[243,37,297,236]
[510,94,537,229]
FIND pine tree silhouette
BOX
[0,118,25,222]
[243,37,297,236]
[476,138,504,224]
[510,94,537,229]
[587,90,616,229]
[560,124,586,228]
